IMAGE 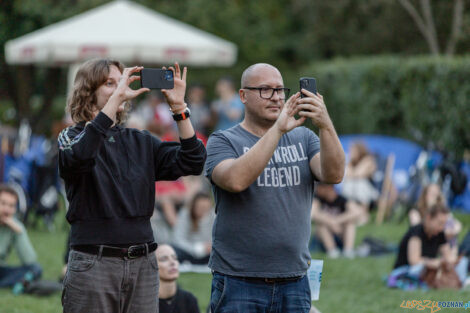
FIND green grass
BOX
[1,211,469,313]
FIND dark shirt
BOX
[317,194,347,215]
[58,112,206,246]
[159,287,200,313]
[394,224,447,269]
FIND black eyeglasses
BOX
[243,87,290,100]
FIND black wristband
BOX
[172,108,191,121]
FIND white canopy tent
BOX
[5,0,237,67]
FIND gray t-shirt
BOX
[205,124,320,278]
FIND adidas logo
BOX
[108,136,115,143]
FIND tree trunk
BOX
[0,59,19,118]
[419,0,440,55]
[31,67,63,134]
[14,65,35,124]
[446,0,464,55]
[398,0,440,55]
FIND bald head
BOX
[241,63,282,88]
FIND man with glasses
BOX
[205,63,345,312]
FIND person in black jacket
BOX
[58,59,206,313]
[157,244,200,313]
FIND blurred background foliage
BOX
[304,56,470,155]
[1,0,470,154]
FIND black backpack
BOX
[440,161,468,195]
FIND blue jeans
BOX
[210,272,311,313]
[0,263,42,288]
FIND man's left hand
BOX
[296,89,333,129]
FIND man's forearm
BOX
[319,124,345,183]
[215,125,283,192]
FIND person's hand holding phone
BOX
[297,90,333,130]
[101,66,149,123]
[114,66,150,113]
[116,66,149,99]
[273,92,306,134]
[162,62,187,114]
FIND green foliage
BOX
[304,55,470,155]
[3,0,470,133]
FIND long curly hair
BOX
[67,59,128,124]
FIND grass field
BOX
[1,211,469,313]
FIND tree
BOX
[2,0,470,134]
[398,0,465,55]
[0,0,105,133]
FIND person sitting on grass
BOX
[0,184,42,289]
[172,192,215,265]
[408,183,461,257]
[390,203,468,289]
[311,183,364,259]
[156,244,200,313]
[341,142,379,208]
[395,203,451,270]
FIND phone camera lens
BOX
[165,72,173,81]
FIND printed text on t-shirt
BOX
[243,143,308,187]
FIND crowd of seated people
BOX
[5,73,469,312]
[310,141,463,267]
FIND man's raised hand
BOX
[274,92,306,134]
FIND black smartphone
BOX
[140,68,174,89]
[299,77,317,98]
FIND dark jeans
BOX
[210,272,311,313]
[0,263,42,288]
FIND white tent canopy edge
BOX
[5,0,237,67]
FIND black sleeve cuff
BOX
[179,134,201,150]
[91,111,114,134]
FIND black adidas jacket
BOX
[58,112,206,246]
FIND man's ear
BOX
[239,89,247,104]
